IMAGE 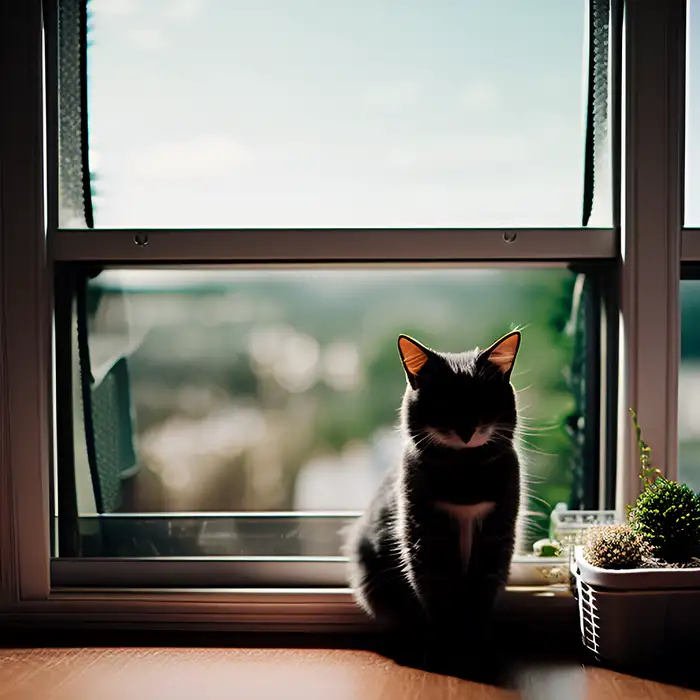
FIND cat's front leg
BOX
[421,593,502,681]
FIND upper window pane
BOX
[80,0,597,228]
[688,0,700,225]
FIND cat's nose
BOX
[457,429,475,444]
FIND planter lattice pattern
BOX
[577,578,601,659]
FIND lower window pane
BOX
[680,279,700,490]
[54,265,600,583]
[75,514,352,558]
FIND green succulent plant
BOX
[629,408,662,487]
[583,524,651,569]
[628,478,700,563]
[626,408,700,563]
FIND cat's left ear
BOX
[479,331,521,379]
[397,335,433,389]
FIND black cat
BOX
[345,332,522,673]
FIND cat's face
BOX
[398,332,520,451]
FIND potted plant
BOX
[572,410,700,669]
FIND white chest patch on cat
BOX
[434,501,496,571]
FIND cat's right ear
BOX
[398,335,431,389]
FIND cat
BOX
[344,331,523,672]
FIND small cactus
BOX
[583,524,651,569]
[628,478,700,563]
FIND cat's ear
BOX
[397,335,432,389]
[480,331,521,379]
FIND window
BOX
[53,265,611,586]
[45,0,619,592]
[0,0,686,629]
[44,0,622,594]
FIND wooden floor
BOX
[1,645,700,700]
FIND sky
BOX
[85,0,601,229]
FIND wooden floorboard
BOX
[0,642,700,700]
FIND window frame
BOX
[0,0,687,630]
[616,0,685,508]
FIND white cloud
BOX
[385,134,533,171]
[461,82,500,112]
[165,0,205,22]
[89,0,204,20]
[88,0,140,17]
[361,81,422,111]
[127,26,167,51]
[88,0,205,43]
[88,148,102,171]
[132,135,248,181]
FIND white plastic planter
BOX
[572,546,700,668]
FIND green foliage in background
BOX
[95,269,580,541]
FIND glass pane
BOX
[688,0,700,225]
[83,0,597,228]
[56,266,595,561]
[679,279,700,488]
[74,514,351,557]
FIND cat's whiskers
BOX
[412,431,440,450]
[516,421,561,434]
[485,429,515,446]
[489,428,553,458]
[514,470,546,484]
[515,425,560,437]
[516,413,550,423]
[515,435,555,456]
[515,419,558,433]
[520,490,552,509]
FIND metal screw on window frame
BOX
[134,232,150,247]
[502,231,518,244]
